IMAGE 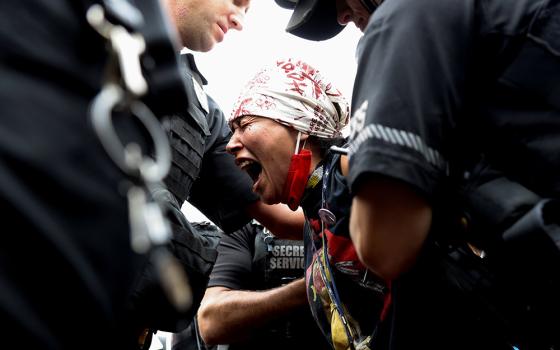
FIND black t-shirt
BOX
[347,0,559,348]
[207,222,328,350]
[348,0,558,198]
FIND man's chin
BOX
[195,43,214,53]
[185,37,215,52]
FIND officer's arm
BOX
[245,201,305,240]
[349,175,432,282]
[197,278,307,345]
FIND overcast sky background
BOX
[181,2,364,223]
[190,1,363,115]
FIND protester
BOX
[194,220,329,350]
[225,58,392,350]
[275,0,560,349]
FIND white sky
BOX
[181,2,364,223]
[192,1,364,116]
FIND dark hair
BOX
[308,136,346,158]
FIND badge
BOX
[192,76,209,113]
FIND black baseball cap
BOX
[274,0,345,41]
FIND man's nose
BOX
[337,8,353,26]
[229,11,244,31]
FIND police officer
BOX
[127,53,260,333]
[0,0,188,349]
[192,221,328,350]
[275,0,560,349]
[128,0,305,346]
[0,0,298,348]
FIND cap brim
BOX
[275,0,296,9]
[285,0,344,41]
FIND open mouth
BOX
[238,159,262,183]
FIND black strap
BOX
[81,0,190,118]
[101,0,144,31]
[134,0,191,117]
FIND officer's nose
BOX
[229,11,244,31]
[337,7,353,26]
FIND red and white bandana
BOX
[229,58,350,139]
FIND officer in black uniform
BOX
[0,0,288,348]
[275,0,560,349]
[0,0,186,349]
[128,52,261,337]
[186,221,328,350]
[121,0,310,346]
[128,16,305,349]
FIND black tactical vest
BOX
[165,54,211,204]
[252,223,305,289]
[247,223,327,349]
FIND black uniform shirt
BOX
[0,1,151,349]
[346,0,559,348]
[208,222,328,350]
[348,0,558,198]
